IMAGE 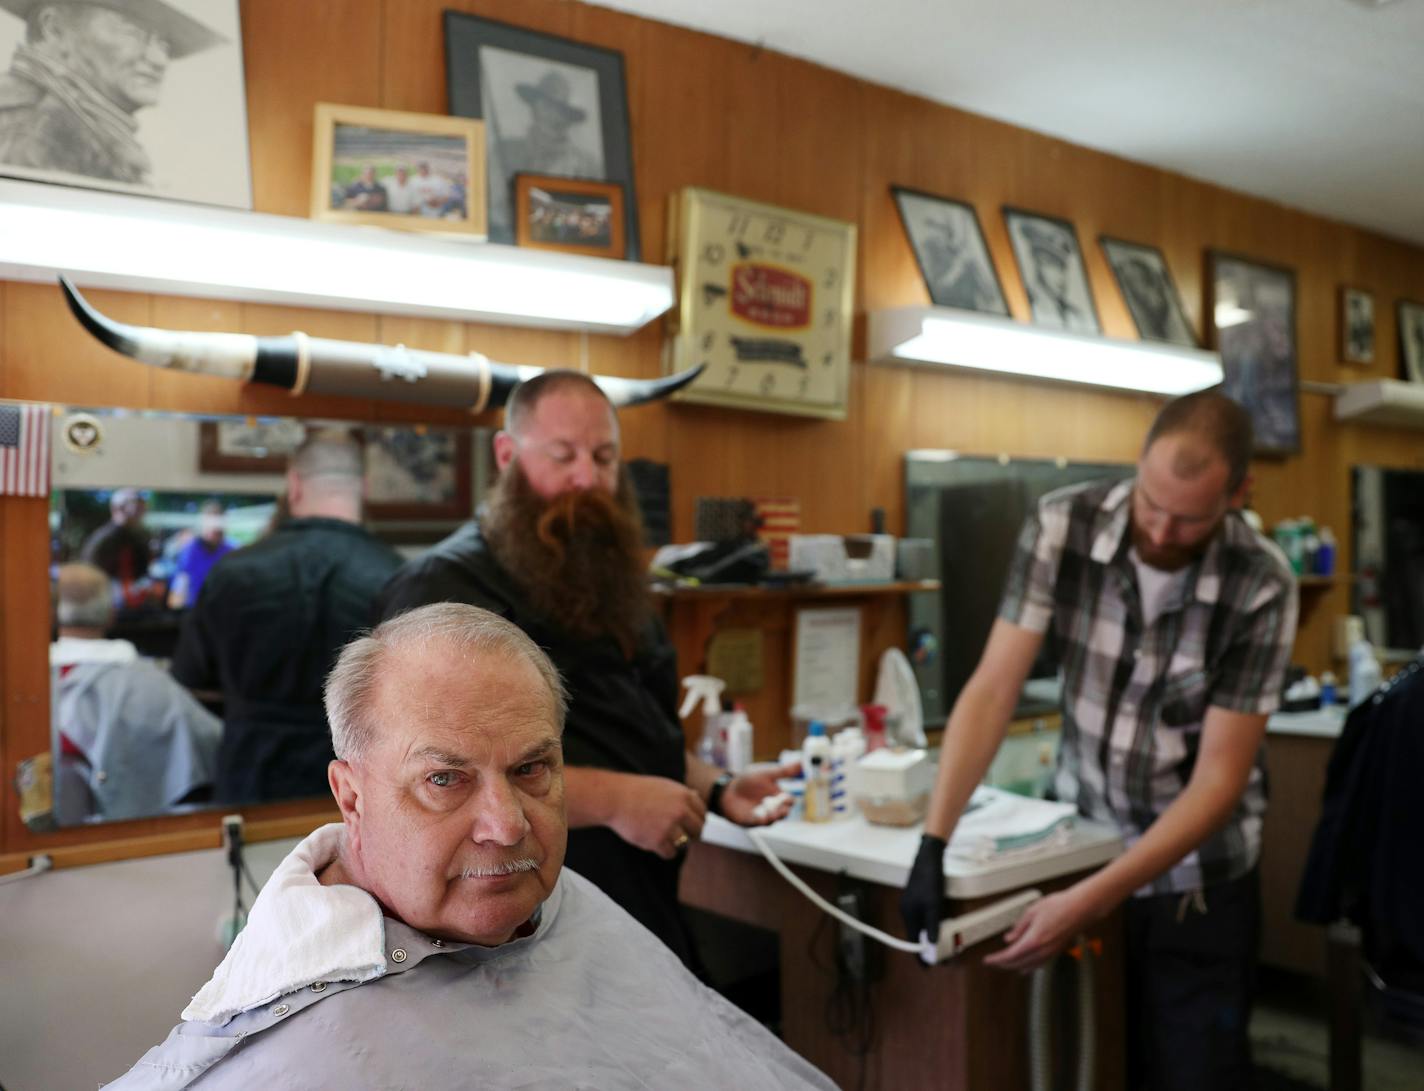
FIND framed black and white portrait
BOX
[1338,287,1375,365]
[1399,300,1424,384]
[0,0,251,208]
[444,12,638,258]
[1207,251,1300,457]
[891,187,1007,315]
[1003,208,1100,334]
[1100,236,1197,347]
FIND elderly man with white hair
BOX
[106,603,834,1090]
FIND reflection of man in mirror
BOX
[171,431,403,805]
[922,214,998,312]
[500,70,599,179]
[1022,221,1094,333]
[51,561,220,824]
[80,485,151,586]
[168,498,233,609]
[0,0,225,184]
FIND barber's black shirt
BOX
[374,522,694,966]
[172,518,402,804]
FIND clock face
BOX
[667,188,856,419]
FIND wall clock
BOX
[665,187,857,419]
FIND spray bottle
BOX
[679,675,727,768]
[725,702,754,774]
[803,722,833,822]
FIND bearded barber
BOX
[374,370,791,966]
[900,391,1297,1090]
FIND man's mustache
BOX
[458,858,539,879]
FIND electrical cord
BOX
[0,854,52,885]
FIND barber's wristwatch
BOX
[706,773,733,818]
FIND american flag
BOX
[754,497,801,570]
[0,403,52,497]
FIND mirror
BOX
[1351,464,1424,654]
[904,450,1133,724]
[40,405,492,829]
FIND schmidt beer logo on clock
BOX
[666,188,856,420]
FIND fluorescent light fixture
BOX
[868,306,1224,396]
[0,179,673,335]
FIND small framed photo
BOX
[1206,251,1300,457]
[514,173,626,259]
[1339,287,1375,365]
[1400,300,1424,383]
[362,427,473,522]
[891,187,1008,315]
[1003,208,1100,334]
[1100,236,1197,347]
[198,419,306,475]
[309,103,486,237]
[444,11,638,257]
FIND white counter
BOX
[700,787,1121,899]
[1267,705,1347,739]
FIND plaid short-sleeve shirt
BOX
[999,477,1298,895]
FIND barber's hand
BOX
[721,761,799,826]
[608,775,707,860]
[983,884,1098,973]
[899,834,948,943]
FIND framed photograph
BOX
[1003,208,1100,334]
[310,103,486,237]
[0,0,251,208]
[1100,236,1197,347]
[1400,301,1424,383]
[514,173,625,259]
[1206,251,1300,457]
[664,187,856,420]
[1339,287,1375,365]
[362,426,472,522]
[198,419,306,475]
[891,187,1007,315]
[444,11,638,257]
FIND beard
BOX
[482,461,650,657]
[1130,522,1213,572]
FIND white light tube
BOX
[869,306,1224,396]
[0,179,673,335]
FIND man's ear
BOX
[285,469,303,508]
[492,430,516,473]
[1228,472,1253,510]
[328,760,362,834]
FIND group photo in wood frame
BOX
[444,11,639,257]
[309,103,486,237]
[1207,251,1301,456]
[891,186,1008,315]
[1003,208,1100,334]
[513,172,626,259]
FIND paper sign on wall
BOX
[792,606,861,713]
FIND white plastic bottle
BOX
[831,726,866,819]
[1347,638,1383,709]
[725,706,754,774]
[802,722,833,823]
[679,675,727,768]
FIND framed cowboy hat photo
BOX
[444,11,639,258]
[1003,207,1101,335]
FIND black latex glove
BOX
[900,833,948,943]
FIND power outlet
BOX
[836,886,868,983]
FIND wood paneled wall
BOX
[3,0,1424,856]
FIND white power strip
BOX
[923,888,1042,965]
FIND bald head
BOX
[287,431,365,521]
[1142,390,1253,493]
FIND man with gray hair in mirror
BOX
[51,561,220,823]
[171,429,402,805]
[107,603,835,1090]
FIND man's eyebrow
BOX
[516,738,563,764]
[408,746,471,768]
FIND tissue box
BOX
[856,748,932,827]
[789,533,895,583]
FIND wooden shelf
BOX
[652,579,941,600]
[1297,575,1339,588]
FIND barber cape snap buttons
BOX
[272,1003,290,1017]
[391,948,407,963]
[310,982,327,993]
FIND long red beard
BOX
[482,462,650,658]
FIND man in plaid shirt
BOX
[901,391,1296,1090]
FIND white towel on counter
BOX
[946,787,1077,864]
